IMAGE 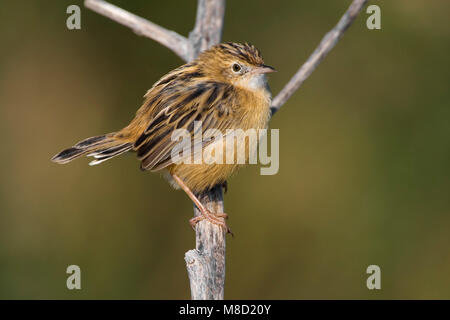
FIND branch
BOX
[185,186,226,300]
[84,0,189,61]
[270,0,368,115]
[188,0,226,60]
[84,0,366,301]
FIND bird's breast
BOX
[168,83,272,193]
[236,84,272,131]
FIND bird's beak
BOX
[256,64,276,74]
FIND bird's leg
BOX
[172,174,231,234]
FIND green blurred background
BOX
[0,0,449,299]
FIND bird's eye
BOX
[232,63,242,73]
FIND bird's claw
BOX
[189,211,233,236]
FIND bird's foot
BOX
[189,211,233,236]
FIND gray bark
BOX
[185,185,226,300]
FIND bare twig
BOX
[84,0,189,61]
[271,0,368,115]
[185,185,226,300]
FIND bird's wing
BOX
[134,81,236,171]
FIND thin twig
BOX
[84,0,189,61]
[185,186,226,300]
[271,0,368,115]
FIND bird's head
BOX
[195,42,276,91]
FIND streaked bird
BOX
[52,42,275,233]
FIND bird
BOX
[52,42,275,233]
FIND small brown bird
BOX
[52,42,275,233]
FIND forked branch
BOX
[84,0,368,300]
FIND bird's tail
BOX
[51,133,133,166]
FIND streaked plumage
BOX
[52,42,275,231]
